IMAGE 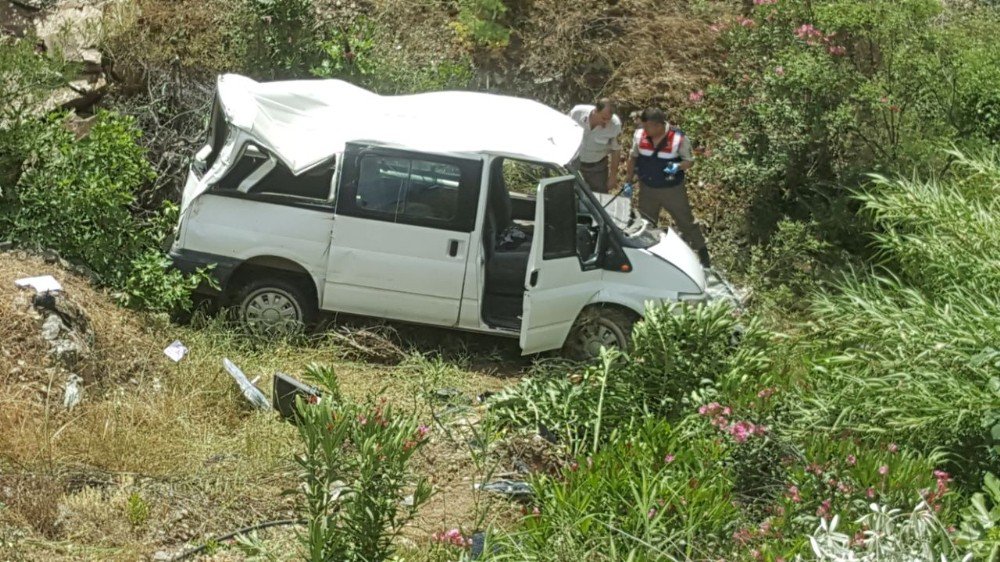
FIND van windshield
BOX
[576,174,659,248]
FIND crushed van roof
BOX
[216,74,585,175]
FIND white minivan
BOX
[169,74,707,359]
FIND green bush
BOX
[688,0,1000,254]
[311,17,474,95]
[630,303,771,419]
[746,219,833,313]
[3,112,155,281]
[230,0,326,79]
[487,420,738,561]
[0,110,211,313]
[796,151,1000,480]
[452,0,511,49]
[294,364,432,562]
[487,351,640,452]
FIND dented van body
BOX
[169,74,706,358]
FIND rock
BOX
[41,314,64,341]
[0,241,12,251]
[34,2,103,64]
[12,0,55,10]
[152,551,172,561]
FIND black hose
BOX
[171,518,306,561]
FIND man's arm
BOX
[678,135,695,171]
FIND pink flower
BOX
[754,0,777,4]
[729,421,756,443]
[664,454,676,465]
[888,443,899,453]
[531,506,541,516]
[757,387,776,399]
[417,425,430,439]
[432,528,469,548]
[817,499,832,517]
[357,414,368,425]
[689,90,704,103]
[866,487,876,499]
[647,507,657,520]
[846,455,857,466]
[732,528,752,546]
[795,23,823,40]
[709,22,729,33]
[739,17,756,27]
[827,45,847,56]
[878,465,889,475]
[786,484,802,503]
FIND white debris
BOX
[63,374,83,411]
[14,275,62,293]
[163,340,188,362]
[222,358,271,411]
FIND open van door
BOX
[519,177,605,355]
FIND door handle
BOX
[529,270,539,287]
[448,239,459,257]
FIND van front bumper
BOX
[169,249,241,296]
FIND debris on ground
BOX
[326,325,407,364]
[62,373,82,410]
[475,479,533,503]
[272,372,321,422]
[163,340,188,362]
[14,274,62,293]
[222,358,270,411]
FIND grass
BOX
[0,252,526,560]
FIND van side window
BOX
[213,144,333,201]
[355,155,461,225]
[252,162,333,200]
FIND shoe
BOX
[697,247,712,268]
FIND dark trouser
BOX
[637,182,707,251]
[576,157,609,194]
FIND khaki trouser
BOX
[576,158,609,194]
[637,182,707,251]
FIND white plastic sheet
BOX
[14,275,63,293]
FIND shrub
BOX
[230,0,326,79]
[629,302,771,419]
[452,0,511,49]
[2,112,155,281]
[311,17,474,95]
[687,0,1000,254]
[795,151,1000,480]
[487,351,640,452]
[487,420,738,561]
[0,111,211,312]
[294,364,432,562]
[746,218,833,313]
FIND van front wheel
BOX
[235,278,315,335]
[563,307,635,361]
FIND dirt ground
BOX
[0,250,535,561]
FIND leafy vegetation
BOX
[1,0,1000,559]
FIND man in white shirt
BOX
[568,99,622,193]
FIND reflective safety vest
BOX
[634,127,685,188]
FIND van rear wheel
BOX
[235,277,315,335]
[563,307,635,361]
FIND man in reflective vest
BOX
[624,108,711,268]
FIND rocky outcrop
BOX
[34,0,108,113]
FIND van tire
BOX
[562,306,636,361]
[235,277,316,335]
